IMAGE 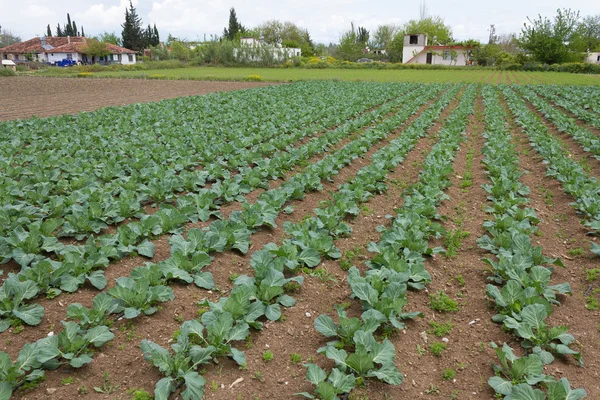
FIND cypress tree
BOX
[81,26,85,37]
[66,13,72,36]
[153,24,160,46]
[56,23,63,37]
[121,1,143,51]
[46,24,52,37]
[72,21,78,36]
[223,8,245,40]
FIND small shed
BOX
[1,59,16,71]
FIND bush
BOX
[0,68,16,77]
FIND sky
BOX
[2,0,600,44]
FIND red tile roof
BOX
[0,37,136,55]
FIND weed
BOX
[416,344,426,356]
[283,281,301,293]
[428,321,455,337]
[229,273,240,282]
[430,342,448,356]
[425,384,440,394]
[61,377,74,385]
[444,228,470,257]
[585,296,599,310]
[252,371,264,382]
[211,380,219,391]
[454,275,465,286]
[262,350,274,362]
[78,385,88,395]
[567,247,585,257]
[429,291,459,312]
[305,267,337,285]
[128,388,153,400]
[173,314,184,323]
[587,268,600,282]
[94,372,119,394]
[289,353,302,364]
[442,368,457,381]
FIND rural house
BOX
[0,36,137,65]
[585,51,600,64]
[402,33,472,65]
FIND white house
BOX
[585,52,600,64]
[0,36,137,65]
[234,37,301,62]
[402,34,472,66]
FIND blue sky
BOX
[2,0,599,44]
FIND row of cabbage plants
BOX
[479,86,586,399]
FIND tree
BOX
[81,26,85,37]
[370,24,399,50]
[356,26,369,44]
[519,8,582,64]
[122,0,144,51]
[336,23,365,61]
[98,32,122,46]
[223,8,245,41]
[81,38,111,62]
[49,14,82,37]
[66,13,73,36]
[153,24,160,46]
[572,15,600,52]
[387,32,405,62]
[0,26,21,48]
[46,25,52,37]
[403,16,453,45]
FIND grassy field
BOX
[38,66,600,85]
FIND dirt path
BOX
[0,77,275,121]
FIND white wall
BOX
[407,50,470,66]
[585,52,600,64]
[47,52,82,63]
[119,53,136,65]
[403,46,425,63]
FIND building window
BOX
[443,50,451,60]
[409,35,418,45]
[14,54,18,60]
[597,55,600,62]
[66,53,72,60]
[128,54,133,62]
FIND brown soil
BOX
[0,77,275,121]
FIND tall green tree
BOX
[122,0,144,51]
[48,14,82,37]
[46,24,52,37]
[56,24,62,37]
[356,26,369,44]
[403,16,453,44]
[519,8,582,64]
[153,24,160,46]
[223,8,245,41]
[572,15,600,52]
[336,23,365,61]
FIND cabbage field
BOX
[1,81,600,400]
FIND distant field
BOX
[38,66,600,85]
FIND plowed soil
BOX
[0,77,275,121]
